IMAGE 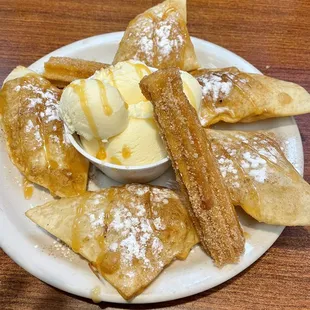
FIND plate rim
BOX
[1,31,304,304]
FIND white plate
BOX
[0,32,304,304]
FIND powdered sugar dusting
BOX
[39,106,59,123]
[127,184,150,196]
[258,147,278,164]
[14,85,21,92]
[21,83,58,112]
[153,217,166,230]
[25,120,34,133]
[17,81,60,125]
[87,210,105,229]
[130,6,185,65]
[152,237,164,256]
[135,204,146,216]
[243,152,267,169]
[242,152,267,183]
[135,29,154,63]
[49,239,77,262]
[33,128,42,145]
[109,242,118,252]
[248,167,267,183]
[154,18,184,62]
[13,77,71,151]
[108,203,163,269]
[151,187,174,203]
[136,186,150,196]
[211,131,284,185]
[218,156,238,178]
[199,74,232,102]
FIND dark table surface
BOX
[0,0,309,309]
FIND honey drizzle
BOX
[162,6,177,19]
[110,156,122,165]
[96,140,106,160]
[128,62,152,102]
[23,178,34,200]
[35,84,58,172]
[122,144,131,159]
[70,80,99,138]
[96,80,113,116]
[42,133,58,170]
[183,81,196,109]
[0,93,4,115]
[95,189,120,275]
[95,231,107,273]
[144,11,156,22]
[106,68,117,88]
[223,72,257,111]
[244,231,251,239]
[129,62,152,80]
[90,286,101,303]
[71,196,88,252]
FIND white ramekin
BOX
[67,133,171,184]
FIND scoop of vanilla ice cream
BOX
[59,79,129,141]
[92,60,150,105]
[3,66,37,86]
[79,61,202,166]
[81,118,167,166]
[92,60,202,112]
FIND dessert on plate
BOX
[192,67,310,126]
[1,0,310,302]
[26,184,198,300]
[0,66,89,197]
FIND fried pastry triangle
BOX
[0,67,89,197]
[26,184,199,300]
[140,68,244,266]
[191,67,310,126]
[207,129,310,226]
[113,0,199,71]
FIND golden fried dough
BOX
[26,184,198,300]
[207,129,310,226]
[0,68,89,197]
[44,56,108,87]
[140,68,244,266]
[113,0,199,71]
[192,67,310,126]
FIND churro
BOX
[140,68,244,266]
[43,56,108,87]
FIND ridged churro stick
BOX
[140,68,244,266]
[43,56,109,88]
